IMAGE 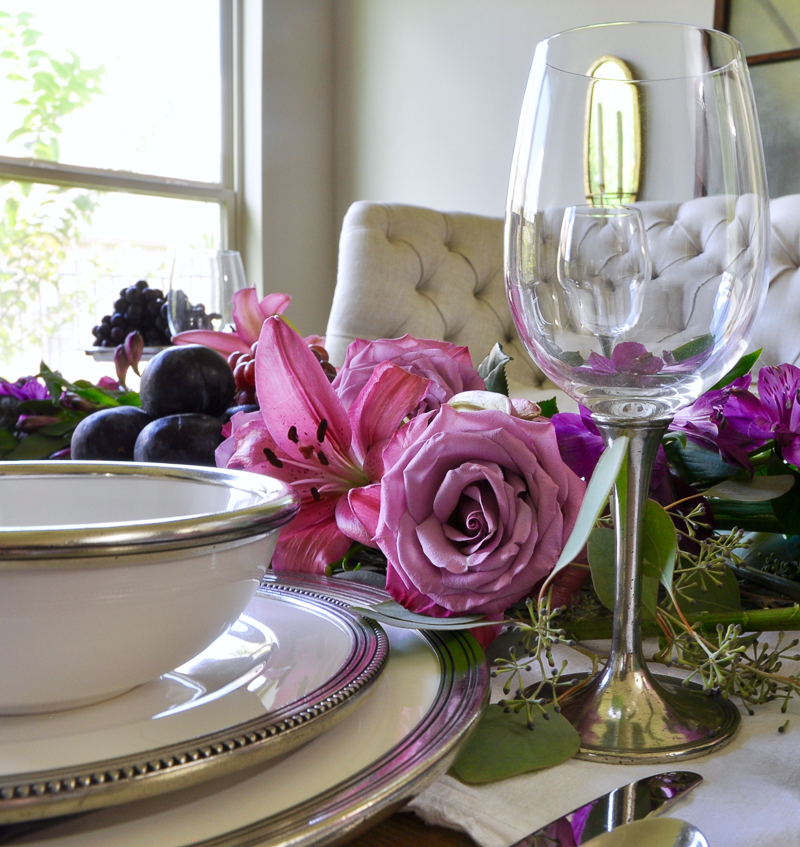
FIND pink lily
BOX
[218,316,430,573]
[172,288,291,355]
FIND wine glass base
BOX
[556,670,741,764]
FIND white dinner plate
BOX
[0,581,388,823]
[2,574,489,846]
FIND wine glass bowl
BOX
[556,204,649,357]
[168,250,248,337]
[505,22,769,762]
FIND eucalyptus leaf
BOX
[451,704,580,784]
[662,438,739,488]
[5,431,67,460]
[642,499,677,593]
[703,475,794,502]
[670,333,714,363]
[588,526,660,620]
[546,436,628,586]
[477,343,511,396]
[350,600,497,629]
[710,348,761,391]
[677,565,742,615]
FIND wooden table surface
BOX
[345,809,477,847]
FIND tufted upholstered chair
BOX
[325,197,800,398]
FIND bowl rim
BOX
[0,461,299,566]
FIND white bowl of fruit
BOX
[0,461,298,715]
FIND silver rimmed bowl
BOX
[0,461,299,715]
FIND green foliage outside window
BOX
[0,10,104,365]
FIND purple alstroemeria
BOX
[0,376,48,402]
[753,364,800,466]
[579,342,664,377]
[552,404,670,496]
[172,287,291,355]
[217,316,430,573]
[670,375,769,469]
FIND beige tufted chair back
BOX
[326,198,800,391]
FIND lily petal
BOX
[232,288,267,345]
[257,292,292,319]
[348,361,430,479]
[272,513,352,574]
[172,329,250,355]
[256,317,359,477]
[336,484,382,545]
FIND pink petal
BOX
[348,361,429,478]
[258,292,291,319]
[272,514,352,574]
[172,329,250,355]
[256,317,355,469]
[336,484,382,545]
[232,288,267,345]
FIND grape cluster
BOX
[228,341,336,407]
[92,280,171,348]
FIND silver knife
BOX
[581,818,708,847]
[510,771,703,847]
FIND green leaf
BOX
[477,343,511,396]
[670,334,714,363]
[537,397,559,418]
[710,499,783,533]
[350,600,497,630]
[704,475,795,502]
[5,431,67,460]
[546,436,628,586]
[451,704,580,784]
[643,499,677,593]
[710,349,761,391]
[588,526,660,620]
[0,429,19,454]
[661,436,740,488]
[677,565,742,615]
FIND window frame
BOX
[0,0,240,251]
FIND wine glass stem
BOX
[592,416,671,672]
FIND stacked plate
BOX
[1,575,488,847]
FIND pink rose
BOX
[375,405,585,618]
[332,335,485,415]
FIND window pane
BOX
[0,1,221,183]
[0,183,221,383]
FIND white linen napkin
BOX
[409,636,800,847]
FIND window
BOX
[0,0,238,381]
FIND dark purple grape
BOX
[126,302,144,324]
[125,285,142,302]
[110,326,126,343]
[141,288,158,303]
[113,297,128,312]
[101,315,111,325]
[110,313,126,328]
[150,288,164,300]
[147,300,161,316]
[136,279,148,290]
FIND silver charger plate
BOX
[1,574,489,847]
[0,580,388,824]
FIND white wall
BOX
[250,1,716,336]
[332,0,716,224]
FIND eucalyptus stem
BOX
[562,605,800,641]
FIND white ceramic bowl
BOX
[0,461,299,715]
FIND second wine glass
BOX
[168,250,248,337]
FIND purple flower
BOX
[375,405,585,618]
[670,375,769,469]
[579,342,664,376]
[332,335,485,416]
[755,364,800,466]
[0,376,48,402]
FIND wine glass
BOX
[167,250,248,336]
[556,205,649,358]
[505,22,769,762]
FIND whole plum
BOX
[133,414,224,467]
[139,345,235,418]
[71,406,153,461]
